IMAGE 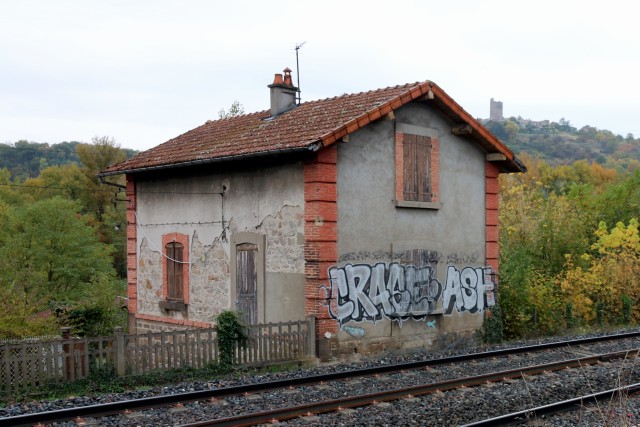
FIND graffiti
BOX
[325,263,496,328]
[326,263,442,327]
[442,266,494,314]
[426,320,436,328]
[339,249,442,264]
[446,252,480,264]
[339,250,397,262]
[343,325,366,338]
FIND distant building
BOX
[490,98,504,121]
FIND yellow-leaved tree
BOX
[558,219,640,325]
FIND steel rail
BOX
[462,382,640,426]
[178,349,640,427]
[2,331,639,426]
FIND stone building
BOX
[490,98,504,121]
[100,69,525,359]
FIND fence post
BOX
[61,327,73,380]
[306,316,317,358]
[114,327,126,377]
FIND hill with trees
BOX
[0,140,138,181]
[484,117,640,170]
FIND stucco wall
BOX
[133,161,307,332]
[331,102,490,354]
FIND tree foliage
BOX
[0,137,130,338]
[218,101,245,119]
[499,154,640,338]
[484,117,640,170]
[0,197,116,298]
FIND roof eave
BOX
[97,143,322,178]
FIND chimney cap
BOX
[269,67,296,89]
[283,68,293,86]
[272,73,284,85]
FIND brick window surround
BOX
[395,127,440,209]
[161,232,190,310]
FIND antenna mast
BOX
[295,41,306,105]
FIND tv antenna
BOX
[295,41,306,104]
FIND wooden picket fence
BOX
[0,317,316,397]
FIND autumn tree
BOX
[559,219,640,325]
[22,164,86,201]
[76,136,128,276]
[76,136,126,222]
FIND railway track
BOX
[180,349,640,426]
[463,382,640,426]
[3,331,640,426]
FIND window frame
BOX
[395,124,440,209]
[161,232,190,310]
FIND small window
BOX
[161,233,189,309]
[165,241,184,301]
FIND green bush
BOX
[480,305,504,344]
[215,310,247,369]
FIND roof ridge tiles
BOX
[297,81,423,106]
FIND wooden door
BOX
[236,243,258,324]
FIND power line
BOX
[0,182,223,196]
[0,182,120,195]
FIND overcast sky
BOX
[1,0,639,151]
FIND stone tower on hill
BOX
[490,98,503,121]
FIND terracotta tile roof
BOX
[100,81,524,176]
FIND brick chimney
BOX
[268,67,297,116]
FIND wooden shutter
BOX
[403,134,432,202]
[236,243,258,324]
[166,242,184,301]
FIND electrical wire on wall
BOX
[130,191,229,266]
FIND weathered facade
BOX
[100,70,524,359]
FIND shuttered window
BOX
[166,242,184,301]
[403,134,432,202]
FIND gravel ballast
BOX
[1,329,640,426]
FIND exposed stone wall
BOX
[257,205,305,274]
[135,318,195,334]
[188,232,230,320]
[136,318,169,334]
[137,238,163,314]
[136,232,229,324]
